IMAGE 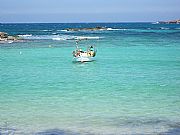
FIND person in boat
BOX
[73,49,84,57]
[72,49,81,57]
[90,46,94,51]
[87,46,95,57]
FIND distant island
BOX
[0,32,23,44]
[65,26,108,31]
[157,19,180,24]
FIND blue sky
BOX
[0,0,179,23]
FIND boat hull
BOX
[73,56,95,62]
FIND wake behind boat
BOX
[72,40,97,62]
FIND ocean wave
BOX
[160,27,170,30]
[41,30,53,32]
[52,35,72,40]
[52,37,66,41]
[18,35,52,40]
[59,30,68,32]
[75,36,100,40]
[18,34,32,37]
[58,27,125,32]
[107,28,125,31]
[20,34,101,41]
[8,41,13,44]
[53,36,101,40]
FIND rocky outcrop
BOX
[0,32,22,43]
[0,32,8,39]
[66,26,108,31]
[158,19,180,24]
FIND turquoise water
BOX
[0,23,180,134]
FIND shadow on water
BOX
[0,127,16,135]
[159,126,180,135]
[34,119,180,135]
[36,129,95,135]
[1,127,180,135]
[72,60,97,69]
[35,129,78,135]
[31,127,180,135]
[36,127,180,135]
[72,60,96,64]
[0,119,180,135]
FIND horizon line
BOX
[0,21,156,24]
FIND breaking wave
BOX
[18,34,32,37]
[160,27,170,30]
[75,36,100,40]
[40,30,53,32]
[58,27,125,32]
[19,34,101,41]
[52,35,101,40]
[59,30,68,32]
[107,28,126,31]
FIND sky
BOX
[0,0,179,23]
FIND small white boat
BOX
[72,40,97,62]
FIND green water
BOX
[1,43,180,134]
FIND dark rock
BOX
[158,19,180,24]
[0,32,23,44]
[66,27,108,31]
[0,32,8,38]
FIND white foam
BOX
[21,35,49,40]
[107,28,123,31]
[53,36,101,40]
[75,36,100,40]
[41,30,53,32]
[18,34,32,37]
[59,28,124,32]
[8,41,13,44]
[59,30,68,32]
[52,37,67,41]
[160,27,169,30]
[19,34,101,41]
[152,22,158,24]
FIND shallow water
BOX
[0,23,180,134]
